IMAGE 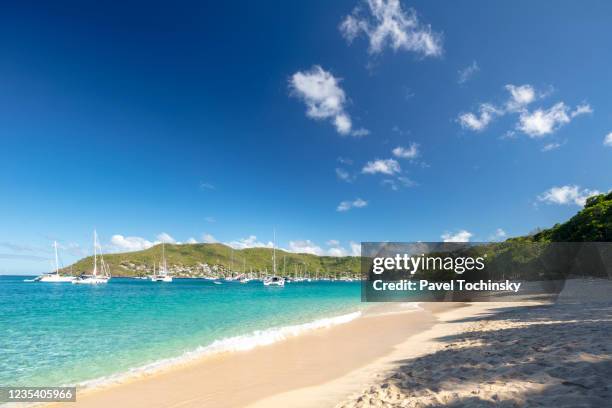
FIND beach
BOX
[336,301,612,407]
[41,298,610,408]
[42,302,451,408]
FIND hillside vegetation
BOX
[65,192,611,278]
[65,243,361,278]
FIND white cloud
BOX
[336,168,355,183]
[517,102,571,138]
[441,230,473,243]
[604,132,612,147]
[290,65,355,135]
[541,142,562,152]
[571,103,593,118]
[340,0,443,57]
[489,228,507,241]
[287,239,358,257]
[392,143,419,159]
[156,232,176,244]
[538,185,601,207]
[327,247,348,257]
[458,103,500,131]
[226,235,273,250]
[349,241,361,256]
[505,84,536,111]
[202,233,217,243]
[458,61,479,84]
[186,237,198,244]
[337,156,354,165]
[381,176,415,191]
[288,240,324,256]
[362,158,401,175]
[351,127,371,137]
[109,235,154,252]
[200,182,215,190]
[460,84,591,138]
[337,198,368,212]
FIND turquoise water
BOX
[0,276,363,387]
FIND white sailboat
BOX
[29,241,75,282]
[73,230,111,284]
[263,229,284,287]
[150,243,173,282]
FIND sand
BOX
[43,303,454,408]
[337,301,612,407]
[42,280,612,408]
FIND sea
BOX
[0,276,365,388]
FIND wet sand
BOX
[46,303,456,408]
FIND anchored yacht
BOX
[72,230,111,284]
[150,243,173,282]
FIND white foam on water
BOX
[75,310,363,390]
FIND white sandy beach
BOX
[336,301,612,407]
[40,280,612,408]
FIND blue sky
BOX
[1,0,611,273]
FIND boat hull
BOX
[72,276,110,284]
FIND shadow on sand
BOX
[344,302,612,407]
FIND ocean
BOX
[0,276,364,388]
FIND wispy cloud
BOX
[381,176,415,190]
[517,102,571,138]
[226,235,273,250]
[340,0,443,57]
[392,143,419,159]
[441,230,473,242]
[204,216,216,223]
[156,232,176,243]
[109,235,155,251]
[541,142,563,152]
[202,233,217,243]
[200,182,215,190]
[505,84,536,112]
[290,65,364,136]
[458,61,479,84]
[604,132,612,147]
[335,167,355,183]
[288,240,324,256]
[538,185,600,207]
[337,198,368,212]
[459,84,592,137]
[362,158,401,175]
[458,103,501,131]
[489,228,507,241]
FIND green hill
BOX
[64,192,611,279]
[65,243,361,278]
[528,191,612,242]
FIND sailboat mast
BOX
[54,241,59,275]
[93,230,98,277]
[273,229,276,275]
[162,243,167,273]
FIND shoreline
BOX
[247,302,537,408]
[43,302,454,408]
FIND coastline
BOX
[35,286,612,407]
[42,302,454,408]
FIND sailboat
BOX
[150,243,173,282]
[29,241,75,282]
[239,258,250,283]
[72,230,111,284]
[263,229,284,287]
